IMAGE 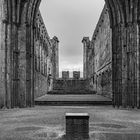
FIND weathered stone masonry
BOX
[33,11,60,98]
[92,5,112,98]
[34,11,51,98]
[82,37,91,79]
[0,0,59,108]
[53,79,90,94]
[82,37,95,91]
[0,0,6,108]
[52,71,95,94]
[1,0,140,109]
[83,1,140,108]
[51,36,59,79]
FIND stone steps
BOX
[35,94,112,106]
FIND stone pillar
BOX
[31,25,35,107]
[25,23,35,107]
[137,24,140,108]
[82,37,90,79]
[18,24,27,108]
[11,23,19,108]
[125,23,140,108]
[0,0,20,108]
[112,22,140,108]
[51,36,59,79]
[0,0,7,108]
[112,24,123,107]
[5,22,12,109]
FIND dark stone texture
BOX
[66,113,89,140]
[53,79,94,94]
[83,6,112,99]
[1,0,140,109]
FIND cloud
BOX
[40,0,105,73]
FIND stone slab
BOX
[35,94,112,106]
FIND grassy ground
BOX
[0,106,140,140]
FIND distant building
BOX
[73,71,80,79]
[62,71,69,79]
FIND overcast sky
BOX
[40,0,105,76]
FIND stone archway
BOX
[0,0,140,108]
[0,0,41,108]
[106,0,140,108]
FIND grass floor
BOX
[1,106,140,140]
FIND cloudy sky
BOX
[40,0,105,76]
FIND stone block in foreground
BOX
[66,113,89,140]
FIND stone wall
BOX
[53,79,92,94]
[34,11,54,98]
[0,0,6,108]
[83,5,112,98]
[92,6,112,98]
[96,65,112,98]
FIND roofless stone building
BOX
[82,5,112,98]
[0,1,140,109]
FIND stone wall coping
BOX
[66,113,89,117]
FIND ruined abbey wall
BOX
[0,0,140,108]
[53,79,92,94]
[92,6,112,98]
[34,11,56,98]
[83,6,112,98]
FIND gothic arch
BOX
[0,0,140,108]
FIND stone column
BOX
[0,0,19,108]
[26,23,35,107]
[137,24,140,108]
[0,0,7,108]
[18,23,35,108]
[125,23,140,108]
[11,23,19,108]
[112,24,124,107]
[51,36,59,79]
[18,24,27,108]
[112,22,140,108]
[82,37,90,79]
[31,25,35,107]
